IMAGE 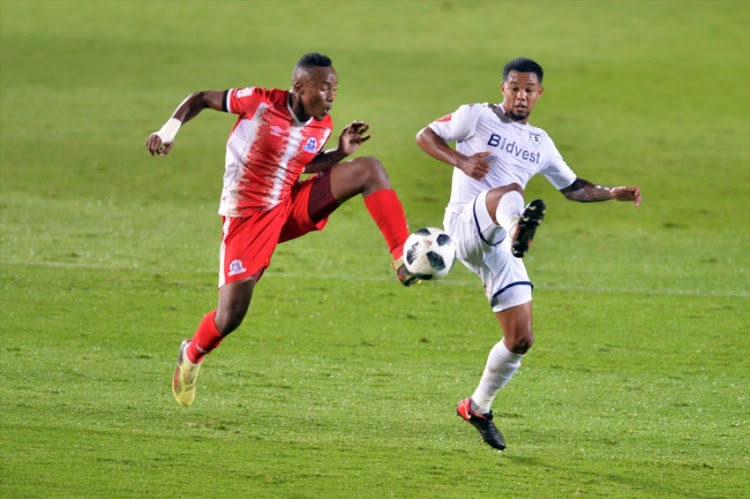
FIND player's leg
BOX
[486,183,525,232]
[474,187,536,397]
[451,190,533,449]
[327,156,410,259]
[486,184,546,258]
[183,279,255,364]
[173,213,281,407]
[457,302,532,451]
[215,278,256,335]
[470,301,533,414]
[292,157,415,285]
[330,157,417,285]
[173,279,255,407]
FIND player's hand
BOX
[457,151,491,180]
[611,185,642,207]
[338,121,371,156]
[145,133,174,157]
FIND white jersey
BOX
[428,103,577,216]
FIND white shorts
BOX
[443,190,532,312]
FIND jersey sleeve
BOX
[427,104,481,143]
[225,87,259,115]
[539,136,577,190]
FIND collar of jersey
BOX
[287,92,313,127]
[496,104,529,128]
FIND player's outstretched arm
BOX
[304,121,371,173]
[560,177,641,207]
[145,90,226,157]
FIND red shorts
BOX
[218,171,338,287]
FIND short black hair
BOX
[296,52,332,69]
[503,58,543,83]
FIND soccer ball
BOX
[403,227,456,280]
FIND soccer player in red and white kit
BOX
[146,53,418,407]
[416,58,641,450]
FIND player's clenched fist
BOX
[458,151,491,180]
[145,133,174,157]
[611,185,642,207]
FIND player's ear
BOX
[538,85,544,97]
[291,67,307,94]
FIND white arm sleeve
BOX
[427,104,482,143]
[540,136,577,190]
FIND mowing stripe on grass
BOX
[2,259,747,298]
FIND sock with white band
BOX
[471,340,523,414]
[495,190,524,234]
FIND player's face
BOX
[501,71,543,123]
[297,66,338,121]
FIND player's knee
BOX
[358,156,389,183]
[515,336,534,354]
[350,156,391,195]
[491,182,524,197]
[505,330,534,354]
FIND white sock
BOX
[495,191,524,234]
[471,340,523,414]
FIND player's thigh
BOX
[279,171,337,242]
[447,190,509,263]
[220,212,285,286]
[328,156,390,201]
[487,260,533,312]
[466,240,532,312]
[446,191,532,311]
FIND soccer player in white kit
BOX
[416,58,641,450]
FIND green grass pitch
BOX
[1,0,748,497]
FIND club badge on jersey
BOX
[303,137,318,152]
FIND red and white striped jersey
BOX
[219,86,333,216]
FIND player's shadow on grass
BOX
[506,455,706,498]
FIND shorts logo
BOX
[228,259,247,276]
[303,137,318,152]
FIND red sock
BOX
[363,189,410,260]
[186,310,223,364]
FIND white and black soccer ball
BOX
[403,227,456,280]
